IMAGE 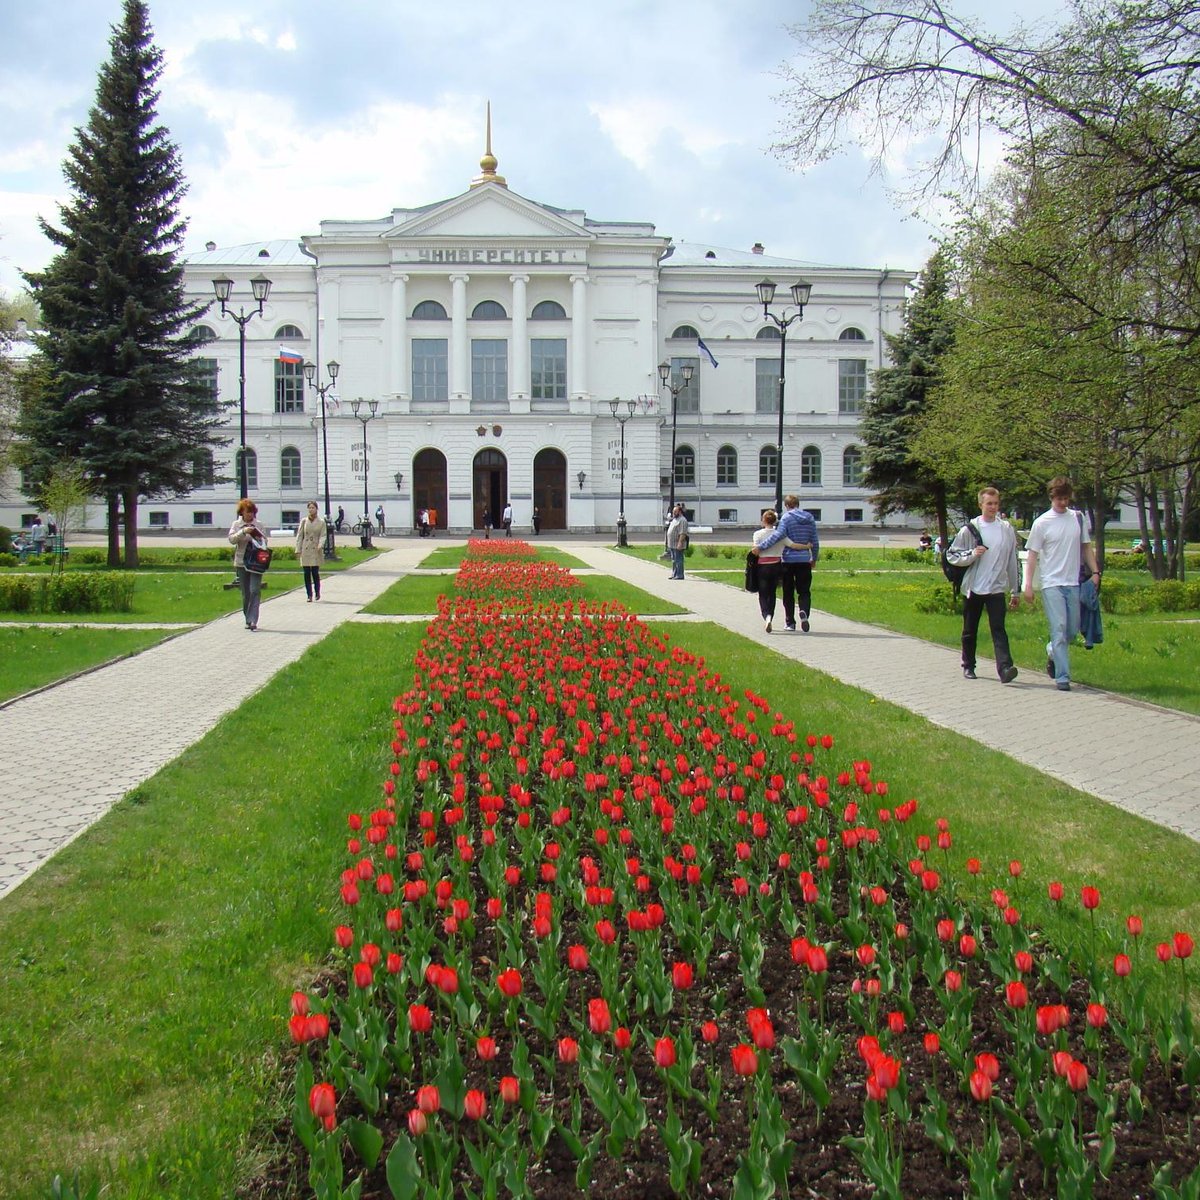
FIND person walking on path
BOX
[947,486,1020,683]
[532,507,541,535]
[228,498,269,631]
[295,500,326,602]
[754,494,819,630]
[374,505,386,535]
[666,504,689,579]
[1022,476,1101,692]
[335,505,345,532]
[751,510,784,632]
[502,501,513,536]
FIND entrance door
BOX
[532,448,567,531]
[413,448,448,530]
[472,448,508,530]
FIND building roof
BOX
[659,241,874,272]
[182,239,312,268]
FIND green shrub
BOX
[915,583,961,615]
[721,545,738,559]
[0,575,36,611]
[1098,577,1125,614]
[0,571,135,613]
[94,572,137,612]
[1105,552,1145,572]
[700,544,719,559]
[898,547,925,563]
[0,554,16,569]
[0,526,10,551]
[67,548,107,566]
[1152,579,1188,612]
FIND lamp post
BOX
[212,274,272,498]
[350,398,379,547]
[303,358,339,560]
[608,397,637,547]
[657,360,694,519]
[756,278,812,515]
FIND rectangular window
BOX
[716,450,738,486]
[149,511,169,528]
[472,338,508,401]
[192,511,213,526]
[530,338,567,399]
[755,359,780,413]
[845,508,864,522]
[807,508,822,522]
[759,449,778,487]
[718,508,738,523]
[671,357,700,414]
[274,360,305,413]
[281,510,301,527]
[674,447,695,485]
[193,357,219,403]
[281,451,302,489]
[838,359,867,414]
[412,338,449,401]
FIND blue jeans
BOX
[1041,585,1080,683]
[670,548,685,578]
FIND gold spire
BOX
[470,101,507,188]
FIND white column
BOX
[510,273,529,398]
[321,277,341,365]
[390,273,408,397]
[450,273,469,398]
[571,273,588,398]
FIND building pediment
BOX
[386,184,593,244]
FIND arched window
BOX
[801,445,822,487]
[191,448,215,488]
[281,446,302,489]
[674,444,696,486]
[235,448,258,491]
[758,446,779,487]
[412,300,447,319]
[843,445,864,487]
[275,324,304,339]
[839,327,866,340]
[716,444,738,486]
[275,359,304,413]
[188,324,217,344]
[755,326,781,340]
[472,300,508,319]
[531,300,566,319]
[671,324,700,340]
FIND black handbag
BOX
[244,538,272,574]
[745,551,759,593]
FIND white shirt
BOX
[1026,507,1089,588]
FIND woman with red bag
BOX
[228,498,269,631]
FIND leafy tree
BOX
[21,0,222,567]
[860,248,967,543]
[40,460,91,574]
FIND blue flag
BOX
[697,337,719,368]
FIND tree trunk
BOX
[1147,474,1167,581]
[1090,466,1106,569]
[106,493,121,567]
[123,483,139,568]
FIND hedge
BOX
[0,572,136,613]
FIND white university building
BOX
[5,142,917,537]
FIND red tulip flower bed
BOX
[279,564,1200,1199]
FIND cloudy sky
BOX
[0,0,1065,297]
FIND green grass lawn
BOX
[415,543,591,569]
[1,610,1197,1198]
[0,625,184,703]
[362,571,687,615]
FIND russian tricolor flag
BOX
[278,345,304,364]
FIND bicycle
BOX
[351,518,375,537]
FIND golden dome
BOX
[470,102,507,188]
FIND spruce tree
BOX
[21,0,220,566]
[860,248,964,544]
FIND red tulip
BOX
[614,1026,632,1051]
[856,944,876,967]
[290,991,309,1017]
[386,952,403,975]
[497,968,523,997]
[966,857,981,875]
[974,1053,1000,1082]
[1047,881,1064,902]
[873,1055,901,1091]
[416,1084,440,1114]
[1052,1050,1074,1078]
[408,1003,433,1033]
[923,1032,940,1056]
[936,919,954,942]
[1008,860,1022,878]
[407,1108,427,1136]
[1036,1004,1068,1036]
[1126,914,1143,937]
[352,962,373,989]
[588,998,612,1035]
[1173,932,1194,959]
[672,962,695,990]
[959,934,978,958]
[1066,1059,1089,1091]
[654,1037,677,1068]
[1013,951,1033,975]
[731,1044,758,1076]
[334,925,354,949]
[944,969,962,992]
[886,1011,906,1035]
[968,1070,993,1103]
[1086,1003,1107,1029]
[700,1020,719,1043]
[476,1035,498,1061]
[1080,885,1101,910]
[309,1082,337,1130]
[566,944,589,971]
[463,1089,488,1120]
[747,1008,776,1049]
[558,1037,579,1064]
[1157,942,1174,963]
[1005,981,1028,1010]
[1114,953,1132,977]
[499,1076,520,1104]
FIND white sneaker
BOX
[764,616,772,633]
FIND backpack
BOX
[940,521,982,598]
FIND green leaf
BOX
[794,1066,830,1109]
[346,1118,384,1169]
[384,1132,422,1200]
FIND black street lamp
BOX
[303,358,339,560]
[756,278,812,515]
[657,360,694,518]
[212,274,272,498]
[608,397,637,547]
[350,398,379,547]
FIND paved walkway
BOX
[2,539,1198,902]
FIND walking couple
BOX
[750,495,819,633]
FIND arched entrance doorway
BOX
[472,449,508,530]
[413,448,447,530]
[532,448,567,531]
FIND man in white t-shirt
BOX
[946,487,1020,682]
[1022,476,1101,691]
